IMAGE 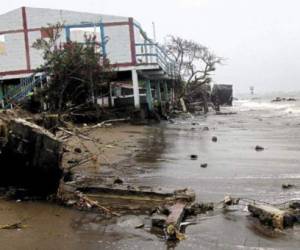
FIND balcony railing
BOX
[135,43,177,78]
[1,74,46,109]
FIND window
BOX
[69,27,101,53]
[0,35,5,55]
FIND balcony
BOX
[135,43,177,78]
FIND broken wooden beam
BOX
[248,204,295,230]
[165,202,187,239]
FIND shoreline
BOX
[1,102,300,249]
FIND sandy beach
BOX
[1,96,300,249]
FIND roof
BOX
[0,6,130,23]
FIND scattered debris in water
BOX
[113,177,124,185]
[200,163,208,168]
[282,183,296,189]
[212,136,218,142]
[271,97,297,102]
[255,145,264,151]
[190,154,198,160]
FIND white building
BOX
[0,6,176,110]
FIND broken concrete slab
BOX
[0,117,63,195]
[58,182,195,214]
[76,184,195,203]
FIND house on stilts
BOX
[0,6,176,112]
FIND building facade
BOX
[0,7,176,110]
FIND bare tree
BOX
[164,35,222,112]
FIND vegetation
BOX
[33,23,114,112]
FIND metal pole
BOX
[100,20,107,58]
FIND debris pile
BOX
[151,201,214,241]
[271,97,297,102]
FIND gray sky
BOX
[2,0,300,94]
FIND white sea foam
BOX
[234,99,300,116]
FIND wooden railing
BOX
[135,43,177,77]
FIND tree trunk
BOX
[108,82,112,108]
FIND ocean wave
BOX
[234,99,300,116]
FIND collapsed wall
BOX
[0,115,63,195]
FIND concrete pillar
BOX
[145,80,153,111]
[131,69,140,109]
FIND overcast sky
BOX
[2,0,300,94]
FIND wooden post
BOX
[156,81,162,106]
[131,69,140,109]
[180,98,187,112]
[163,81,169,101]
[146,80,153,111]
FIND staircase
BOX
[1,75,46,108]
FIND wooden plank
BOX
[165,202,187,238]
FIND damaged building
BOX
[0,6,176,113]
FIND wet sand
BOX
[1,99,300,249]
[62,124,147,182]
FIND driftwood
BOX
[248,204,295,230]
[90,118,130,129]
[67,156,95,170]
[0,221,26,230]
[57,127,95,142]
